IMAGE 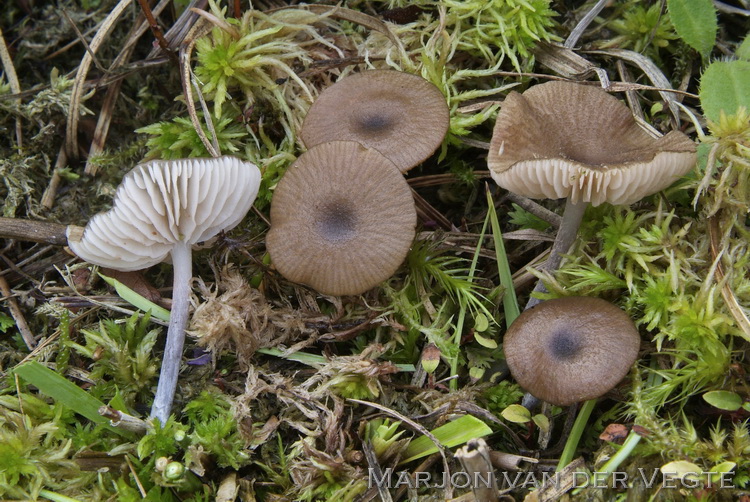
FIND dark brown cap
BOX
[300,70,449,173]
[266,141,417,296]
[503,296,640,405]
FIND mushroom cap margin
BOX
[68,156,261,271]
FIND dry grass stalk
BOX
[65,0,134,160]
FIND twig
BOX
[459,137,491,150]
[41,146,67,210]
[66,0,135,160]
[502,192,562,228]
[455,439,499,502]
[0,217,72,246]
[0,272,37,349]
[584,48,681,127]
[532,42,610,88]
[86,0,173,175]
[564,0,611,48]
[136,0,177,61]
[348,398,454,499]
[408,171,491,188]
[99,406,151,433]
[617,60,644,120]
[125,455,148,498]
[179,18,218,157]
[62,9,108,74]
[0,27,23,150]
[708,215,750,342]
[411,189,456,231]
[361,440,394,502]
[147,0,207,58]
[488,451,538,470]
[714,0,750,15]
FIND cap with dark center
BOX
[300,70,450,173]
[266,140,417,296]
[488,81,696,206]
[503,296,641,406]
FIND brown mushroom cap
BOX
[300,70,450,173]
[503,296,640,406]
[266,140,417,296]
[488,81,696,206]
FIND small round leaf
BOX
[501,404,531,424]
[661,460,703,481]
[474,313,489,332]
[703,390,742,411]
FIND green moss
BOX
[442,0,559,71]
[604,2,679,63]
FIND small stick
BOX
[0,272,37,349]
[564,0,610,48]
[137,0,178,62]
[42,146,67,210]
[62,9,108,73]
[66,0,134,159]
[488,451,538,471]
[0,217,71,246]
[503,192,562,228]
[455,439,499,502]
[0,27,23,150]
[99,406,151,433]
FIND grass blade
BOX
[486,186,520,327]
[14,361,133,438]
[399,415,493,464]
[100,272,171,322]
[449,201,492,389]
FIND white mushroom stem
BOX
[525,199,587,309]
[150,241,193,424]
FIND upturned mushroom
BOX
[503,296,640,406]
[300,70,450,173]
[266,140,417,296]
[68,156,261,423]
[487,81,696,306]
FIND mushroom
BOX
[487,81,696,306]
[503,296,640,406]
[266,140,416,296]
[67,156,261,423]
[300,70,450,173]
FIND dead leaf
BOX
[599,423,629,444]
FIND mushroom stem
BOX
[525,199,587,309]
[150,241,192,424]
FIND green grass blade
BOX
[399,415,493,464]
[449,203,492,389]
[99,272,171,322]
[38,490,85,502]
[14,361,133,438]
[557,398,596,470]
[486,186,520,327]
